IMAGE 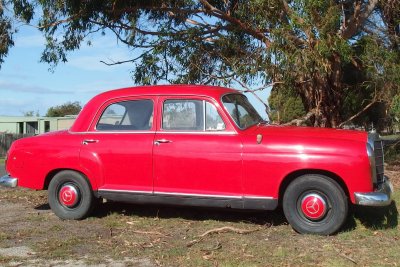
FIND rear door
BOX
[79,96,157,192]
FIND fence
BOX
[0,133,33,157]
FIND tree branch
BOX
[341,0,379,39]
[100,48,154,66]
[199,0,271,47]
[283,109,316,126]
[338,100,379,128]
[37,13,81,29]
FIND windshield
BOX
[222,94,263,129]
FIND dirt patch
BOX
[0,246,35,257]
[0,166,399,266]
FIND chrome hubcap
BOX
[300,193,327,220]
[58,184,79,207]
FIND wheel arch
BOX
[278,169,350,205]
[43,169,93,190]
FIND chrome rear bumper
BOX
[0,175,18,188]
[354,176,393,206]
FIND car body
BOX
[0,85,393,234]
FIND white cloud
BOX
[0,81,72,94]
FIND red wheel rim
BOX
[300,193,327,220]
[58,184,79,207]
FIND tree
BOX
[22,110,39,117]
[1,1,400,127]
[268,86,306,124]
[46,101,81,117]
[390,95,400,133]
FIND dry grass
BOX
[0,169,399,266]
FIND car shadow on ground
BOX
[34,200,398,232]
[32,198,287,226]
[342,201,398,231]
[94,201,288,227]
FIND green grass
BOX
[0,157,5,164]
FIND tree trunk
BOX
[297,54,343,128]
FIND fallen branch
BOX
[199,226,258,237]
[187,226,260,247]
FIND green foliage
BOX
[390,95,400,131]
[268,86,306,124]
[0,17,14,68]
[22,110,39,117]
[46,101,81,117]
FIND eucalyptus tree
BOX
[1,0,399,127]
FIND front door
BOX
[79,96,156,192]
[153,96,243,198]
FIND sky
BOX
[0,25,270,119]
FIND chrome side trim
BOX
[98,189,153,194]
[0,175,18,188]
[154,191,243,199]
[98,188,274,200]
[354,176,393,206]
[243,195,274,200]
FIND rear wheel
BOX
[283,174,348,235]
[48,170,96,220]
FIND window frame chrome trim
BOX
[68,130,237,135]
[161,98,229,133]
[94,98,155,132]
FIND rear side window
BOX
[97,99,153,131]
[162,99,225,131]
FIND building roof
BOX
[0,116,77,122]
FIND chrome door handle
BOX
[154,139,172,146]
[82,139,99,145]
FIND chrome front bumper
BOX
[0,175,18,188]
[355,176,393,206]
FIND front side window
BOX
[162,99,225,131]
[222,94,262,129]
[97,99,153,131]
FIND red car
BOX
[0,85,393,235]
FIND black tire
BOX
[283,174,348,235]
[48,170,96,220]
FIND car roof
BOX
[95,84,239,100]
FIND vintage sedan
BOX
[0,85,393,235]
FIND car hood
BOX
[250,125,368,143]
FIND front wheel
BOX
[48,170,96,220]
[283,174,348,235]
